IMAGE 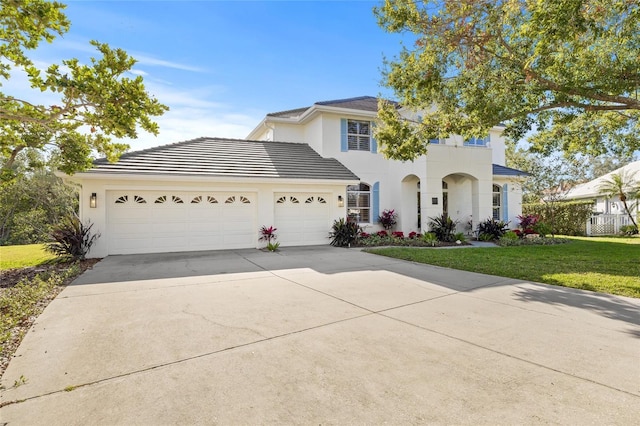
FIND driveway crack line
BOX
[0,311,375,409]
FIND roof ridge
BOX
[266,106,310,117]
[315,95,377,106]
[93,137,330,163]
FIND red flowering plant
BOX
[377,230,388,237]
[408,231,418,239]
[517,214,539,237]
[259,225,279,251]
[378,209,398,230]
[392,231,405,239]
[360,232,370,239]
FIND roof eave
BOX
[62,171,359,186]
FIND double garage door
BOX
[106,191,331,255]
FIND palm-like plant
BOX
[598,171,639,228]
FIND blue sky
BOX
[17,0,410,151]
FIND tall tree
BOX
[0,150,78,244]
[373,0,640,161]
[0,0,168,181]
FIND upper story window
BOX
[464,136,489,147]
[347,120,370,151]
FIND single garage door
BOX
[274,193,330,246]
[107,191,256,255]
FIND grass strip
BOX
[366,237,640,298]
[0,244,57,270]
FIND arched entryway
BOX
[441,173,478,233]
[401,174,421,232]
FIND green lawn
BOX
[0,244,57,270]
[366,236,640,298]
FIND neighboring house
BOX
[563,160,639,234]
[564,160,640,215]
[64,96,527,257]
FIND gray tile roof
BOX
[267,96,398,118]
[86,137,359,181]
[493,164,530,177]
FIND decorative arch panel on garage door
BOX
[274,193,330,246]
[106,191,256,255]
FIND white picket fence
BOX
[586,214,634,236]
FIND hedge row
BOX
[523,201,594,236]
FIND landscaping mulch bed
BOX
[0,259,101,379]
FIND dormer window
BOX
[347,120,371,151]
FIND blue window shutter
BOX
[370,121,377,154]
[372,181,380,223]
[340,118,348,152]
[502,184,509,222]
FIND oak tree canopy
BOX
[0,0,168,181]
[373,0,640,161]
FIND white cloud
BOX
[114,81,261,152]
[129,69,148,77]
[131,54,205,73]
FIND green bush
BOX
[329,218,361,247]
[453,232,467,243]
[523,201,593,236]
[428,213,458,242]
[619,225,639,236]
[422,232,438,246]
[501,231,520,242]
[45,214,100,260]
[477,218,509,240]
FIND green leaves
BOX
[374,0,640,160]
[0,0,168,181]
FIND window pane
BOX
[358,136,370,151]
[348,121,358,134]
[360,208,370,223]
[357,193,370,207]
[358,122,370,135]
[348,135,359,150]
[347,193,358,208]
[493,193,501,206]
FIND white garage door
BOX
[106,191,257,255]
[274,193,330,246]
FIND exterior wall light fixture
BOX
[90,193,97,208]
[337,195,344,207]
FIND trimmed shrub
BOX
[523,201,593,236]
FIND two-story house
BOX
[64,96,526,257]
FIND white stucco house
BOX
[563,160,640,215]
[64,96,527,257]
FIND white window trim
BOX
[492,184,502,220]
[347,120,371,151]
[347,183,371,223]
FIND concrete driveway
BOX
[1,246,639,424]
